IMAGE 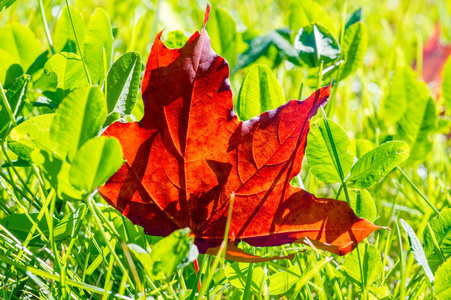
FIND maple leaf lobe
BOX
[99,6,381,261]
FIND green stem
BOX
[321,106,351,204]
[0,81,17,127]
[197,193,235,299]
[325,1,346,117]
[356,245,367,299]
[297,81,304,100]
[426,223,445,263]
[38,0,55,55]
[396,166,439,215]
[243,262,255,299]
[396,220,406,300]
[189,255,208,300]
[87,196,136,290]
[64,0,91,84]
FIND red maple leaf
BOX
[99,6,380,261]
[414,25,451,99]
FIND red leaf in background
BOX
[414,25,451,99]
[99,6,381,261]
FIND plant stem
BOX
[87,196,135,290]
[0,81,17,127]
[325,1,346,117]
[396,166,439,215]
[64,0,91,84]
[38,0,55,55]
[320,107,351,204]
[356,245,367,299]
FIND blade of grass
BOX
[396,220,406,299]
[189,255,209,300]
[0,176,49,244]
[121,241,144,297]
[426,223,445,263]
[87,196,136,290]
[197,193,235,300]
[38,0,55,55]
[102,254,115,300]
[63,0,92,84]
[0,254,133,299]
[289,257,332,299]
[0,81,17,127]
[325,1,347,117]
[317,60,365,299]
[397,166,439,215]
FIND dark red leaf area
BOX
[99,7,380,261]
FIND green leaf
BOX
[129,228,197,280]
[103,209,146,246]
[44,52,89,101]
[234,34,273,72]
[342,243,382,287]
[69,136,123,194]
[53,204,86,241]
[0,49,21,87]
[345,8,362,29]
[369,284,391,300]
[0,0,15,10]
[207,7,240,69]
[31,149,83,200]
[1,159,29,168]
[8,114,54,161]
[306,119,354,183]
[340,189,377,222]
[400,219,434,283]
[164,30,188,49]
[53,5,85,54]
[106,52,142,119]
[349,139,373,159]
[383,67,429,124]
[423,209,451,270]
[18,87,105,201]
[104,112,120,128]
[347,141,409,189]
[340,22,368,79]
[224,262,265,292]
[236,64,285,120]
[50,86,107,159]
[436,116,451,134]
[443,56,451,112]
[0,23,42,71]
[0,74,29,139]
[271,29,302,66]
[234,31,299,72]
[394,95,436,161]
[268,265,300,295]
[294,23,340,69]
[0,213,54,246]
[435,258,451,300]
[83,8,113,84]
[289,0,336,36]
